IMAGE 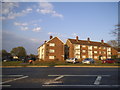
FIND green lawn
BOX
[2,60,120,66]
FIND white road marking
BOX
[0,85,11,87]
[94,76,102,85]
[42,85,120,87]
[0,75,24,77]
[44,75,64,85]
[48,75,110,77]
[54,75,64,81]
[0,76,28,84]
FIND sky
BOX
[1,2,118,55]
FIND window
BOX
[75,55,80,59]
[82,45,86,47]
[88,46,92,50]
[88,55,92,58]
[107,52,111,55]
[99,51,101,54]
[103,47,106,49]
[75,45,80,49]
[49,56,55,59]
[94,51,97,54]
[99,47,101,49]
[107,47,111,51]
[94,56,98,59]
[82,56,86,58]
[103,51,106,54]
[103,56,106,59]
[94,46,97,49]
[49,49,55,53]
[75,50,80,54]
[107,56,111,59]
[82,50,86,53]
[49,43,55,46]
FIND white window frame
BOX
[49,56,55,59]
[75,50,80,54]
[88,46,92,50]
[75,45,80,49]
[94,56,98,59]
[82,50,86,53]
[82,45,86,47]
[49,49,55,53]
[49,43,55,46]
[94,51,97,54]
[82,56,86,58]
[94,46,97,49]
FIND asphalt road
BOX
[1,67,120,89]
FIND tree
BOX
[10,46,27,58]
[107,40,118,48]
[110,24,120,48]
[0,49,11,59]
[29,54,36,58]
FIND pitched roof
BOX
[38,37,64,49]
[68,39,111,47]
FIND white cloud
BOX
[21,27,29,31]
[37,2,63,18]
[26,8,33,12]
[1,2,33,20]
[14,22,28,26]
[1,2,19,15]
[30,38,40,43]
[72,33,78,37]
[48,32,53,35]
[32,27,42,32]
[14,22,29,31]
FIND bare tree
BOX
[107,40,118,48]
[110,25,120,48]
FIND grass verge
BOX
[1,60,120,67]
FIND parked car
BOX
[82,58,95,64]
[66,58,79,64]
[102,59,117,64]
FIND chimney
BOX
[87,37,90,41]
[50,35,53,39]
[76,36,79,41]
[44,40,47,43]
[101,39,104,43]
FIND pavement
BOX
[1,65,120,68]
[1,67,120,89]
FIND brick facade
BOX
[38,36,64,61]
[38,36,119,61]
[65,36,118,60]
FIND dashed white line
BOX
[0,85,11,87]
[54,75,64,81]
[0,76,28,84]
[42,85,120,87]
[48,75,110,77]
[44,75,64,85]
[0,75,24,77]
[94,76,102,85]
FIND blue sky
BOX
[1,2,118,54]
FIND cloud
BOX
[72,33,78,37]
[14,21,42,32]
[21,27,29,31]
[30,38,40,43]
[14,22,29,31]
[32,27,42,32]
[1,2,33,20]
[14,22,28,26]
[1,2,19,15]
[2,31,42,54]
[37,2,63,18]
